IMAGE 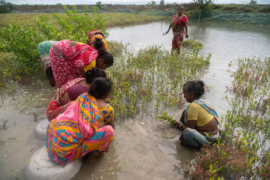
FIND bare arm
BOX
[49,77,56,87]
[184,22,188,38]
[166,24,172,34]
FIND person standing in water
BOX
[165,6,188,54]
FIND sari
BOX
[46,93,114,164]
[38,41,56,71]
[87,30,109,51]
[50,40,98,88]
[180,99,220,149]
[171,14,188,51]
[46,78,85,121]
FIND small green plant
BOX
[156,111,177,126]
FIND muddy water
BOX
[1,21,270,180]
[107,20,270,116]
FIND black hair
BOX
[97,49,114,67]
[94,38,104,50]
[178,5,184,9]
[183,80,205,99]
[89,77,112,99]
[85,67,106,84]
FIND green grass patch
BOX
[182,39,203,49]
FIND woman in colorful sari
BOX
[38,41,57,87]
[46,77,115,164]
[46,68,107,121]
[165,6,188,54]
[176,80,219,149]
[50,40,114,88]
[87,30,109,51]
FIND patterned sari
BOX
[87,30,109,51]
[46,78,85,121]
[171,14,188,51]
[50,40,98,88]
[180,99,219,149]
[46,93,114,164]
[38,41,56,71]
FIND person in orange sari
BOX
[87,30,109,51]
[165,6,188,54]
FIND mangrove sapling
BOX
[156,111,177,126]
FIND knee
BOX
[104,125,114,138]
[183,128,195,139]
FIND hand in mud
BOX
[104,98,110,103]
[176,121,184,130]
[185,34,189,38]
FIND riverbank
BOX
[0,13,168,28]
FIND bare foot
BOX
[85,151,100,163]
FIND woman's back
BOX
[187,102,214,127]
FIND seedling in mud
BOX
[156,111,177,126]
[0,119,8,129]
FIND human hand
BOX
[166,30,169,34]
[185,34,189,38]
[176,121,185,130]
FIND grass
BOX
[0,13,168,28]
[182,39,203,49]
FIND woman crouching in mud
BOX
[177,80,220,149]
[47,78,114,164]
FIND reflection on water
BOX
[1,21,270,180]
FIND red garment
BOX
[171,15,188,51]
[49,40,98,88]
[46,78,84,121]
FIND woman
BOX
[46,68,106,121]
[87,30,109,51]
[49,39,114,88]
[38,38,108,87]
[46,77,114,164]
[165,6,188,54]
[177,80,219,149]
[38,41,57,87]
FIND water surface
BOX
[1,20,270,180]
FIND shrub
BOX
[182,39,203,49]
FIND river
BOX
[0,20,270,180]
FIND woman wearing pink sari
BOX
[47,77,115,164]
[50,40,114,88]
[46,68,107,121]
[165,6,189,54]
